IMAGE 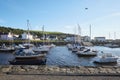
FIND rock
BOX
[38,66,46,72]
[77,70,85,74]
[88,68,99,74]
[44,66,60,73]
[11,66,24,72]
[53,67,60,72]
[79,67,87,71]
[60,68,67,73]
[2,67,11,73]
[19,69,26,72]
[116,70,120,73]
[47,67,54,71]
[66,68,73,73]
[88,68,95,71]
[2,65,13,73]
[116,68,120,71]
[20,65,38,71]
[98,67,108,73]
[29,66,38,70]
[106,68,115,73]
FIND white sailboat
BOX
[71,24,82,52]
[32,25,52,53]
[9,20,46,65]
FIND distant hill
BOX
[0,26,24,35]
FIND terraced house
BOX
[0,32,13,40]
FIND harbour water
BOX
[0,46,120,66]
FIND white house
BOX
[21,32,33,40]
[82,36,91,42]
[94,37,106,42]
[65,36,82,42]
[64,36,75,42]
[46,35,58,40]
[0,32,13,40]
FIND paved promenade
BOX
[0,75,120,80]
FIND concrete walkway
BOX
[0,74,120,80]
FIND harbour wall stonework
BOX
[0,65,120,75]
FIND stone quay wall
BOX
[0,65,120,75]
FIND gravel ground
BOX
[0,75,120,80]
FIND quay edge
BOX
[0,65,120,75]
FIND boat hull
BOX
[0,49,15,52]
[76,52,97,57]
[33,50,48,53]
[9,59,46,65]
[15,54,46,59]
[77,54,97,57]
[94,61,117,64]
[94,58,118,64]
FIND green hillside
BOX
[0,26,73,38]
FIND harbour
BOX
[1,0,120,80]
[0,46,120,66]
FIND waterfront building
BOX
[64,36,75,42]
[94,37,106,42]
[0,32,13,40]
[21,32,33,40]
[65,36,91,42]
[46,35,58,40]
[82,36,91,42]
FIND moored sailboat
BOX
[9,20,46,65]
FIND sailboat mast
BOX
[89,24,91,40]
[42,25,44,45]
[109,32,111,39]
[114,32,116,40]
[77,24,81,43]
[27,20,30,44]
[74,26,77,44]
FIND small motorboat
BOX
[71,47,80,53]
[32,46,50,53]
[93,53,118,64]
[22,43,34,49]
[67,44,73,50]
[76,48,97,57]
[104,44,119,48]
[0,44,15,52]
[14,44,26,49]
[50,44,56,48]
